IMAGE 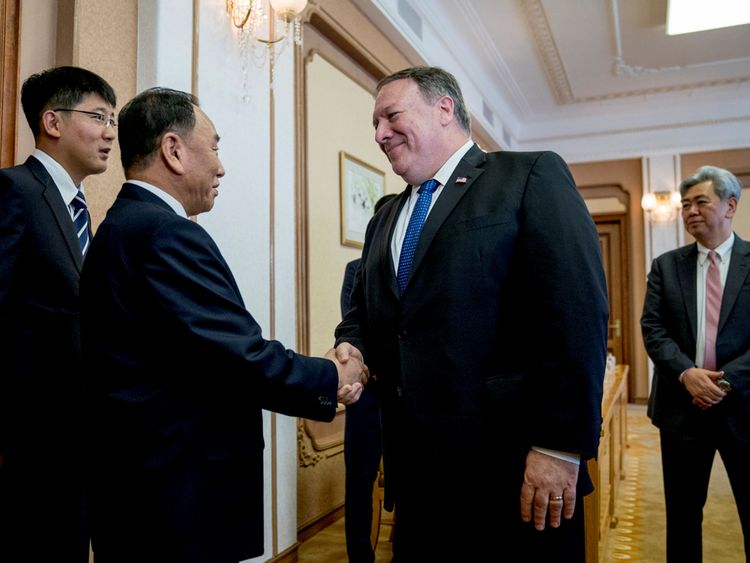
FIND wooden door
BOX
[0,0,20,168]
[595,214,630,376]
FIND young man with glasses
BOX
[0,66,117,563]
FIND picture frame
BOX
[339,151,386,248]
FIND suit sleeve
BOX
[0,174,25,454]
[340,260,359,318]
[335,216,383,362]
[716,242,750,400]
[640,257,695,380]
[0,173,24,321]
[520,152,609,460]
[722,350,750,401]
[145,219,339,421]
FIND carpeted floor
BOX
[299,404,745,562]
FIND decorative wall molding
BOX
[297,420,324,467]
[609,0,683,78]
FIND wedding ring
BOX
[550,495,564,501]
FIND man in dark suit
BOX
[0,66,117,563]
[334,66,608,561]
[340,193,397,563]
[642,165,749,562]
[80,87,366,563]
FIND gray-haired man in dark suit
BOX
[642,165,749,562]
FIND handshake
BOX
[325,343,369,406]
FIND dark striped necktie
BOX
[71,188,90,256]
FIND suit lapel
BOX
[27,157,83,272]
[719,235,750,331]
[406,146,486,290]
[677,244,698,341]
[382,189,409,299]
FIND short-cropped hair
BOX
[118,88,199,171]
[21,66,116,138]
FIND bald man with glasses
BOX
[0,65,117,563]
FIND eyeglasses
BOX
[53,108,117,128]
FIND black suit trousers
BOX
[659,411,750,563]
[344,386,382,563]
[0,444,89,563]
[390,436,587,563]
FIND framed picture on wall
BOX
[339,151,385,248]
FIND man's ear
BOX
[40,110,63,139]
[161,132,185,174]
[437,95,456,126]
[726,197,738,219]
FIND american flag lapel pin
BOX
[455,176,467,184]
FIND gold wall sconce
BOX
[226,0,307,44]
[641,190,682,223]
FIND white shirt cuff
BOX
[678,369,689,384]
[532,446,581,465]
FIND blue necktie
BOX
[71,188,90,256]
[397,179,439,295]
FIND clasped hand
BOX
[325,342,369,405]
[683,367,727,409]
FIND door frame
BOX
[0,0,19,167]
[593,212,634,398]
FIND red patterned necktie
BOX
[703,250,722,371]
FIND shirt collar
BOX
[421,139,474,190]
[31,149,80,206]
[697,232,735,264]
[127,179,188,218]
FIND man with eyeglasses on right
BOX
[0,66,117,563]
[642,165,750,562]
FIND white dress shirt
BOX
[127,179,188,218]
[32,149,82,220]
[390,139,473,271]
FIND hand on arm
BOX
[519,449,579,530]
[682,367,727,409]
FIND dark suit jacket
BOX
[335,147,608,530]
[81,184,339,563]
[341,258,360,316]
[642,235,750,440]
[0,156,89,560]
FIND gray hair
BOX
[377,66,471,135]
[680,165,742,201]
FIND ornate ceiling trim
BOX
[521,114,750,144]
[521,0,574,104]
[571,77,750,104]
[522,0,750,105]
